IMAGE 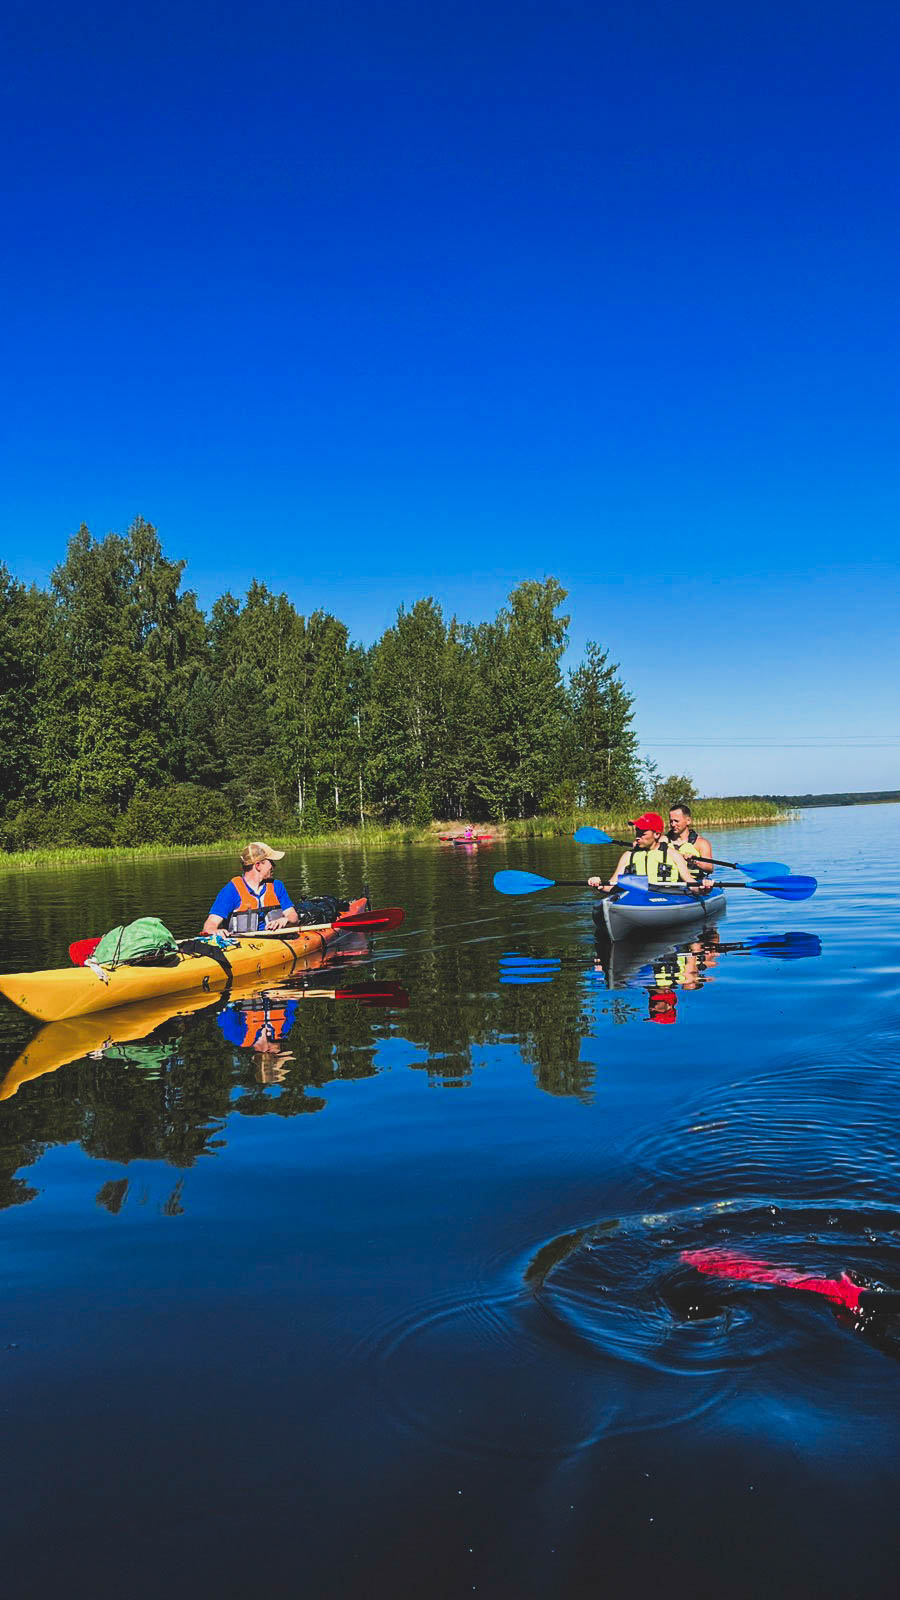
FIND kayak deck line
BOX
[0,896,374,1024]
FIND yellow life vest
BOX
[624,842,683,888]
[670,829,705,880]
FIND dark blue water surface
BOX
[2,805,900,1597]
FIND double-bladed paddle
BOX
[69,906,405,967]
[493,869,817,901]
[572,826,790,878]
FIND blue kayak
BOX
[595,882,726,941]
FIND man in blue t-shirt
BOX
[202,841,298,935]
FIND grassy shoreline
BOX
[0,801,791,871]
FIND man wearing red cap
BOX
[588,813,711,894]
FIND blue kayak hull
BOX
[595,886,726,941]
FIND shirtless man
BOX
[668,802,713,879]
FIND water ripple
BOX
[623,1055,900,1212]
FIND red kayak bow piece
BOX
[69,936,105,966]
[331,906,405,931]
[68,907,405,967]
[682,1247,900,1314]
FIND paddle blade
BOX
[573,826,614,845]
[333,906,405,931]
[496,966,554,979]
[499,956,562,969]
[499,956,562,982]
[493,870,556,896]
[335,982,409,1007]
[746,932,822,960]
[735,860,791,877]
[751,875,817,900]
[69,936,101,966]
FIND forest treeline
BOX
[1,517,692,849]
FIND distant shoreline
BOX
[763,790,900,808]
[0,801,792,871]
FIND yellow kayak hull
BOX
[0,901,367,1024]
[0,989,221,1099]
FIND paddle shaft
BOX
[250,908,403,933]
[69,907,403,966]
[607,837,777,873]
[714,880,795,890]
[288,983,408,1004]
[574,829,787,875]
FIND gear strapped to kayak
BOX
[0,896,389,1022]
[93,917,179,968]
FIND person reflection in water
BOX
[647,930,722,1019]
[217,990,299,1082]
[594,927,723,1025]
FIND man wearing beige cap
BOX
[202,842,299,936]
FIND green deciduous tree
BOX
[650,772,699,814]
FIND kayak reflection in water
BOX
[641,937,713,1024]
[593,927,821,1025]
[215,968,409,1084]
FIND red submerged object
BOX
[681,1247,900,1314]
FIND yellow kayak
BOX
[0,924,376,1099]
[0,898,369,1024]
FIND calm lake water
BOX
[2,804,900,1597]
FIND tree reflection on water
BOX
[0,923,821,1209]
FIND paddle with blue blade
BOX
[494,870,595,896]
[494,869,817,901]
[712,877,817,900]
[499,955,562,985]
[572,826,790,878]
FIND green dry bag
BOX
[93,917,179,968]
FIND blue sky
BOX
[2,0,898,794]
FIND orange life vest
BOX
[235,1004,289,1048]
[227,875,282,934]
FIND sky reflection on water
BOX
[1,806,900,1597]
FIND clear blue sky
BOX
[2,0,898,794]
